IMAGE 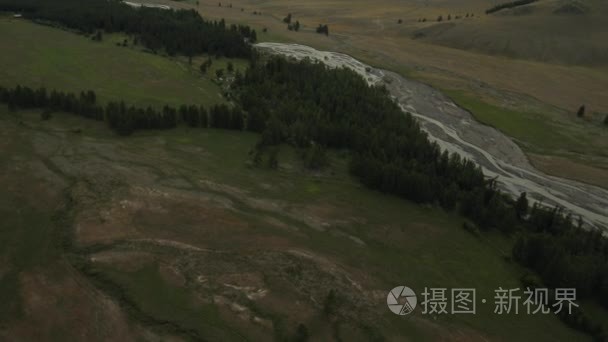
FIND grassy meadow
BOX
[0,17,247,107]
[0,11,607,341]
[0,101,596,340]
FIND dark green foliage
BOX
[232,57,498,220]
[515,192,528,219]
[0,0,255,58]
[92,30,103,41]
[288,20,301,32]
[316,24,329,36]
[557,304,606,341]
[267,147,279,169]
[604,115,608,126]
[462,221,480,237]
[437,15,443,22]
[40,109,52,120]
[283,13,292,24]
[251,145,264,167]
[512,204,608,309]
[303,145,328,170]
[294,323,309,342]
[200,58,213,74]
[0,85,242,135]
[577,105,586,118]
[323,289,339,316]
[486,0,538,14]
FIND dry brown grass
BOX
[530,153,608,189]
[144,0,608,113]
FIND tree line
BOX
[229,57,608,323]
[0,85,244,135]
[0,0,255,58]
[2,54,607,339]
[513,203,608,340]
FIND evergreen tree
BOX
[515,192,529,219]
[283,13,292,24]
[577,105,586,118]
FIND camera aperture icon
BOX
[387,286,417,315]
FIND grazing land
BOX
[0,105,590,340]
[0,18,246,107]
[150,0,608,188]
[1,3,608,341]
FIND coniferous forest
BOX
[1,4,608,338]
[0,0,255,58]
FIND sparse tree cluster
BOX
[434,13,471,22]
[284,13,301,31]
[316,24,329,36]
[200,58,213,74]
[283,13,292,24]
[288,21,301,31]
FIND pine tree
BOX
[515,192,529,219]
[577,105,585,118]
[283,13,292,24]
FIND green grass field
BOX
[0,105,594,340]
[0,18,245,107]
[445,89,608,188]
[0,16,606,341]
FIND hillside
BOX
[1,3,608,341]
[0,17,244,107]
[0,17,602,341]
[0,104,590,341]
[152,0,608,189]
[411,0,608,65]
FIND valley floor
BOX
[150,0,608,189]
[0,107,594,340]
